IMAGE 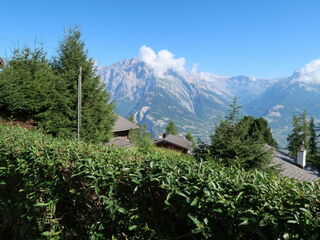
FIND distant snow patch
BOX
[139,106,150,121]
[266,104,284,120]
[156,119,166,127]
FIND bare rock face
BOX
[99,58,320,146]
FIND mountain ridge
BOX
[99,57,320,146]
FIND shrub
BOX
[0,126,319,239]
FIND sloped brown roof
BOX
[105,137,135,148]
[0,58,4,68]
[154,134,192,150]
[112,115,139,133]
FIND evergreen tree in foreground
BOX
[51,27,115,143]
[165,120,178,135]
[0,47,57,121]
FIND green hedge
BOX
[0,126,319,239]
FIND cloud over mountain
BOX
[296,59,320,84]
[139,46,186,78]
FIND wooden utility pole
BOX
[77,67,82,141]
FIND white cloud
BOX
[139,45,185,78]
[270,104,284,111]
[296,59,320,84]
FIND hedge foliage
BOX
[0,126,320,239]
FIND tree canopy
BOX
[194,98,274,170]
[0,27,115,143]
[165,120,178,135]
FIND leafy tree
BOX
[185,132,194,143]
[165,120,178,135]
[51,27,115,143]
[0,47,56,121]
[129,124,153,151]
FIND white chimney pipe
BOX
[297,142,306,169]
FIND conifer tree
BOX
[165,121,178,135]
[0,47,56,121]
[52,27,115,143]
[242,117,277,147]
[209,101,272,170]
[287,111,309,157]
[309,117,317,155]
[226,96,242,124]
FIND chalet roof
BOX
[154,134,192,150]
[0,58,4,68]
[268,146,320,182]
[105,137,135,148]
[112,115,139,133]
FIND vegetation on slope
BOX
[0,126,319,239]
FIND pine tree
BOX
[243,117,277,147]
[226,96,242,124]
[309,117,317,155]
[287,112,309,157]
[0,47,56,121]
[52,27,115,143]
[165,121,178,135]
[208,100,272,170]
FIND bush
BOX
[0,126,320,239]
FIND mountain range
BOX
[99,48,320,147]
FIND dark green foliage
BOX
[165,120,178,135]
[240,116,277,147]
[309,117,317,155]
[1,126,320,239]
[0,27,115,143]
[194,100,275,170]
[51,27,115,143]
[210,118,272,169]
[287,112,310,157]
[0,47,57,120]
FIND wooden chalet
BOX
[106,115,139,148]
[153,133,192,154]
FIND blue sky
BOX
[1,0,320,78]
